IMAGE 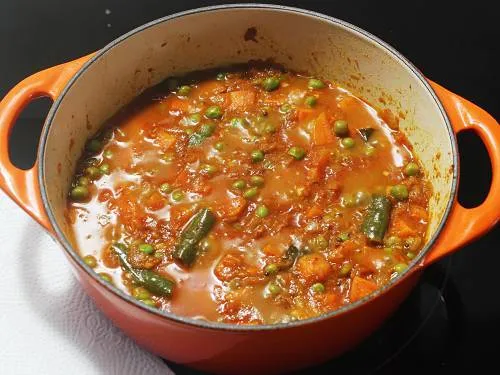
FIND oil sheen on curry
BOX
[67,66,431,325]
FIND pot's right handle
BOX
[0,55,92,234]
[424,81,500,265]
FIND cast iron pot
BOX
[1,5,499,374]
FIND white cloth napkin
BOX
[0,191,174,375]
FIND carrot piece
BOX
[170,205,195,231]
[197,80,226,97]
[215,196,247,222]
[144,191,167,211]
[155,129,176,150]
[306,204,323,219]
[214,253,245,282]
[410,205,428,222]
[168,97,190,112]
[98,189,113,203]
[295,253,332,283]
[174,168,190,186]
[297,108,314,122]
[337,96,357,112]
[392,219,416,238]
[350,276,378,302]
[306,147,331,182]
[101,243,120,268]
[262,243,283,256]
[318,292,342,310]
[228,90,256,111]
[312,112,334,146]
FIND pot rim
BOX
[38,3,458,332]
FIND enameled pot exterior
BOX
[1,5,499,374]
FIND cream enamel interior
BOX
[42,7,453,253]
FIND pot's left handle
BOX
[0,54,93,233]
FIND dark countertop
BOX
[1,1,498,374]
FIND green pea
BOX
[132,287,151,300]
[250,175,265,187]
[264,263,279,276]
[407,252,416,259]
[78,176,90,186]
[390,184,409,201]
[279,103,293,113]
[341,137,355,149]
[262,77,280,91]
[201,164,218,176]
[154,251,165,259]
[171,189,184,201]
[143,299,157,307]
[187,113,202,125]
[139,243,154,255]
[205,106,223,119]
[99,163,110,175]
[337,232,350,242]
[263,159,274,170]
[199,123,216,137]
[364,145,376,157]
[214,141,224,151]
[251,149,265,163]
[86,139,102,154]
[251,78,262,86]
[355,190,370,206]
[70,186,89,201]
[384,236,401,248]
[393,263,408,274]
[404,162,420,176]
[384,247,394,254]
[216,72,227,81]
[264,122,277,134]
[333,120,349,136]
[82,157,98,168]
[85,166,102,180]
[311,283,325,293]
[232,179,246,190]
[288,146,306,160]
[308,78,325,89]
[103,150,113,158]
[309,235,328,250]
[159,183,172,193]
[177,85,191,96]
[339,263,352,276]
[99,273,113,283]
[231,117,247,128]
[255,204,269,218]
[323,212,336,223]
[304,96,317,107]
[340,194,356,208]
[268,282,281,295]
[243,187,259,199]
[405,237,422,252]
[83,255,97,268]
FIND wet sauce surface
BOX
[67,66,431,324]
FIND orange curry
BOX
[67,66,431,324]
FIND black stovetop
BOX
[2,1,498,374]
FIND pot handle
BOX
[423,81,500,265]
[0,54,93,234]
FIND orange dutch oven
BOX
[0,5,499,374]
